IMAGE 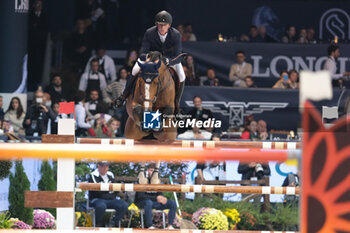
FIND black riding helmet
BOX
[155,10,172,25]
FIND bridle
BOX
[138,72,162,104]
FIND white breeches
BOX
[131,62,186,82]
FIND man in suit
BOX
[115,11,185,109]
[229,51,252,88]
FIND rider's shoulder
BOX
[145,26,157,34]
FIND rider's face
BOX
[157,23,170,36]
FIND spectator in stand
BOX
[257,120,268,140]
[240,25,263,42]
[74,91,91,136]
[229,51,253,87]
[88,113,109,137]
[203,68,219,86]
[0,120,14,135]
[88,161,128,227]
[240,119,259,140]
[4,97,26,136]
[79,58,107,94]
[47,102,60,135]
[183,23,197,41]
[244,76,257,88]
[124,49,138,74]
[44,74,70,104]
[258,26,275,42]
[306,28,317,44]
[85,89,100,116]
[273,70,299,89]
[108,117,122,137]
[76,0,97,21]
[188,96,213,132]
[0,96,4,121]
[273,71,288,88]
[84,46,116,84]
[177,123,212,140]
[282,26,297,43]
[67,19,93,72]
[183,55,199,86]
[297,28,308,44]
[324,44,350,87]
[176,24,185,41]
[27,0,48,91]
[102,68,128,107]
[23,90,56,136]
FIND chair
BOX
[86,199,120,227]
[322,106,338,128]
[128,207,166,229]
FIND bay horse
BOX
[125,58,177,140]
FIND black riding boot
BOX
[114,76,137,107]
[175,81,185,114]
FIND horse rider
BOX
[115,10,186,110]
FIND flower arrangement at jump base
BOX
[223,208,241,230]
[75,212,93,227]
[32,209,56,229]
[9,218,31,229]
[192,208,229,230]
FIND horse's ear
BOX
[137,61,145,69]
[155,60,161,69]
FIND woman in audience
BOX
[75,91,91,136]
[107,117,122,137]
[4,97,26,136]
[273,70,299,89]
[240,119,259,140]
[124,49,138,74]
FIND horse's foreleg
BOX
[125,117,147,140]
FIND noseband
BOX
[139,72,162,104]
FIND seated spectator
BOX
[229,51,252,87]
[67,19,93,72]
[47,102,60,135]
[0,120,14,135]
[258,25,275,42]
[0,96,4,121]
[273,70,299,89]
[257,119,268,140]
[102,68,128,106]
[273,71,288,88]
[88,114,109,137]
[74,91,91,136]
[240,25,263,42]
[282,173,300,206]
[183,23,197,41]
[135,164,177,229]
[108,117,122,137]
[177,124,212,140]
[79,58,107,94]
[306,28,317,44]
[244,76,257,88]
[4,97,26,136]
[88,161,128,227]
[203,68,219,86]
[282,26,297,43]
[297,28,308,44]
[240,119,260,140]
[85,89,100,116]
[44,74,70,104]
[183,55,199,86]
[84,45,117,84]
[176,24,185,41]
[23,90,56,136]
[188,96,213,132]
[124,49,138,75]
